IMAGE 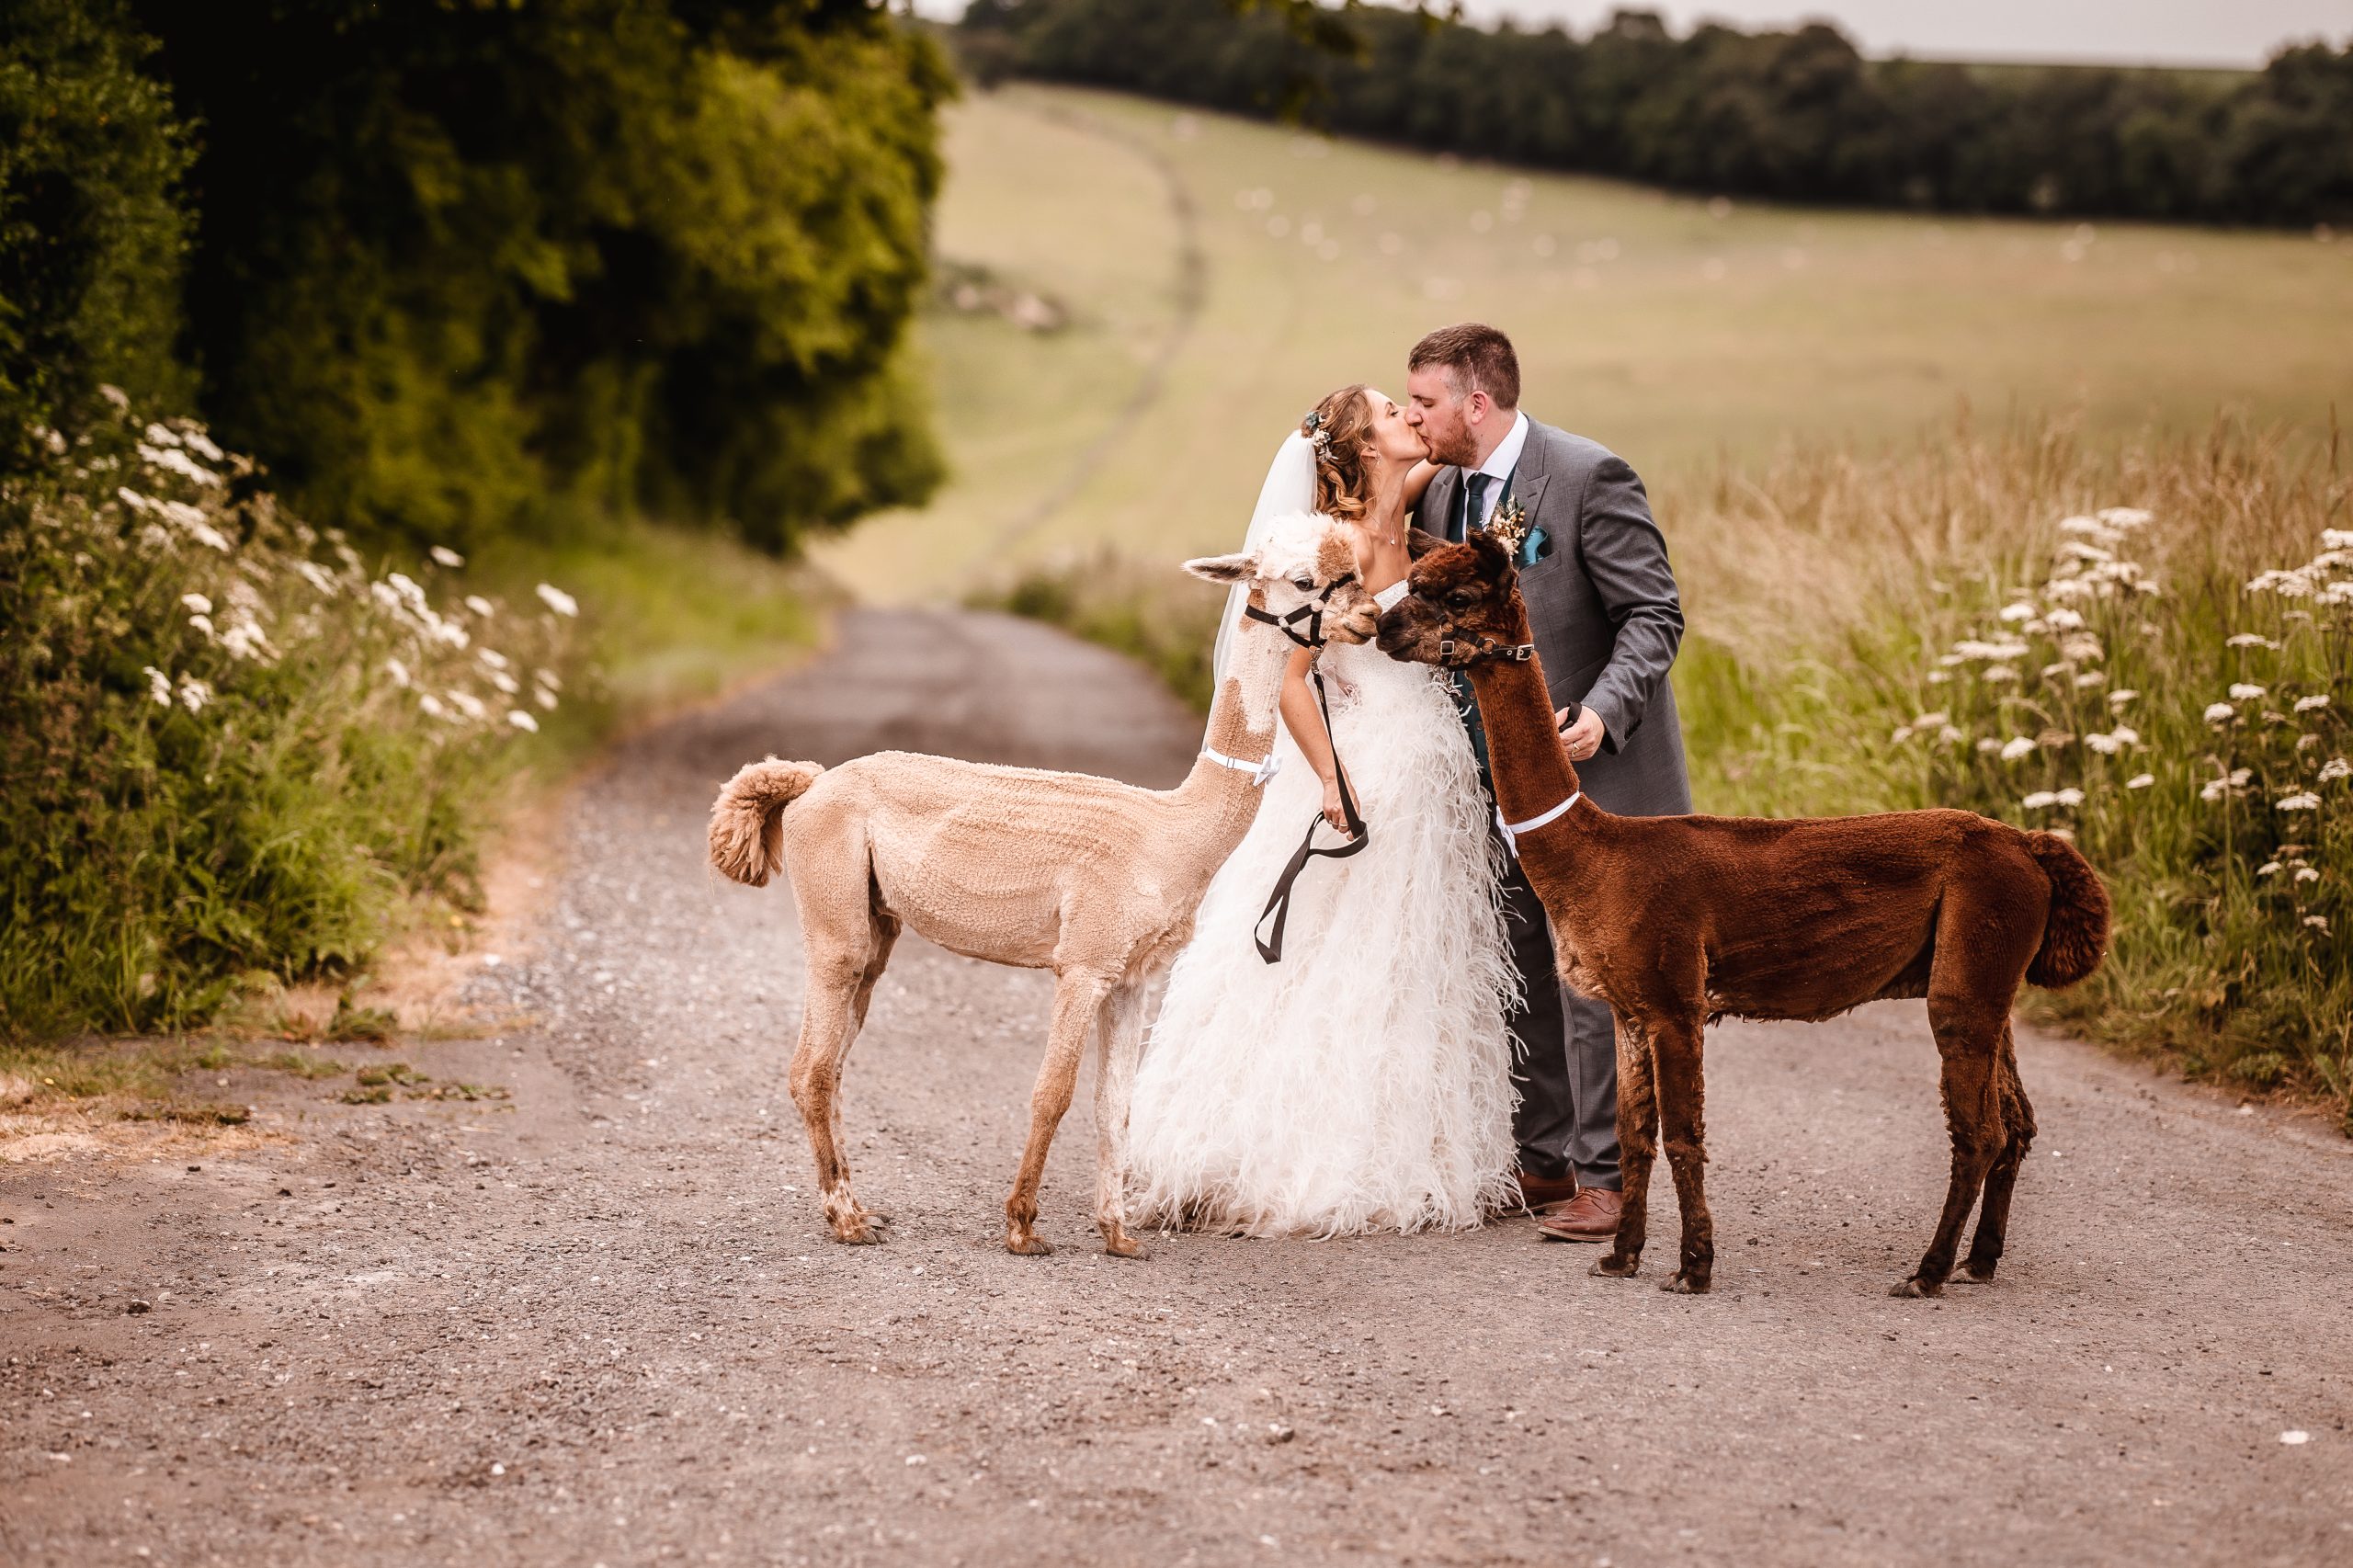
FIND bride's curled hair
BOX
[1302,385,1377,523]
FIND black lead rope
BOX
[1252,662,1369,963]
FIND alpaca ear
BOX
[1184,551,1257,585]
[1405,527,1446,561]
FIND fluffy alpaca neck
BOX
[1173,629,1290,833]
[1463,624,1585,831]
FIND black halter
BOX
[1244,574,1352,651]
[1243,574,1369,964]
[1436,633,1536,668]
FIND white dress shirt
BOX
[1466,410,1530,532]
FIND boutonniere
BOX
[1484,501,1550,568]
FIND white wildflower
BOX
[535,583,579,618]
[179,427,223,461]
[478,647,509,670]
[2086,733,2122,755]
[2322,528,2353,551]
[465,595,494,618]
[117,486,154,514]
[2321,758,2351,783]
[1913,710,1949,729]
[98,383,129,410]
[2304,915,2330,933]
[506,710,540,733]
[2126,772,2156,790]
[2044,608,2086,631]
[184,517,231,552]
[432,618,470,650]
[2108,726,2141,747]
[2097,507,2154,528]
[2277,792,2322,811]
[447,689,486,722]
[142,422,181,448]
[2058,516,2120,542]
[1983,665,2020,683]
[1938,725,1965,744]
[2293,694,2329,713]
[139,443,221,487]
[429,545,465,568]
[2074,671,2108,689]
[293,560,338,596]
[2203,702,2237,724]
[2022,791,2059,810]
[2247,568,2313,597]
[1953,638,2030,662]
[2258,861,2283,877]
[1976,738,2002,755]
[181,592,212,615]
[2055,787,2085,806]
[176,675,211,714]
[384,657,412,688]
[535,687,557,711]
[1999,736,2036,762]
[532,668,561,692]
[2229,683,2267,701]
[1998,602,2037,623]
[188,611,216,641]
[142,666,173,706]
[2225,632,2279,649]
[418,693,449,719]
[489,671,519,696]
[2295,867,2320,884]
[2058,540,2115,564]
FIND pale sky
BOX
[1451,1,2353,68]
[914,1,2353,68]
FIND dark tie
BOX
[1459,472,1492,542]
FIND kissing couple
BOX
[1122,323,1693,1244]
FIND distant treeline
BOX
[956,0,2353,227]
[1,1,953,551]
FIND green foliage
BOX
[121,0,950,551]
[0,397,574,1039]
[0,0,191,466]
[963,0,2353,225]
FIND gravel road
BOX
[5,608,2349,1566]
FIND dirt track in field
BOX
[5,607,2350,1567]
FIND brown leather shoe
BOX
[1535,1187,1622,1242]
[1512,1166,1580,1211]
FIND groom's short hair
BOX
[1409,323,1519,410]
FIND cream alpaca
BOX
[708,516,1377,1258]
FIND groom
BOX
[1404,323,1692,1244]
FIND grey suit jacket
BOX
[1421,419,1693,817]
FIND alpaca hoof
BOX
[1101,1233,1144,1260]
[1006,1233,1053,1257]
[1661,1271,1711,1295]
[1590,1254,1640,1279]
[1890,1276,1941,1299]
[834,1223,882,1246]
[1961,1258,1998,1282]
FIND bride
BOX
[1124,386,1520,1235]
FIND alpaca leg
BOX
[790,949,881,1245]
[1650,1016,1714,1295]
[1893,995,2008,1298]
[833,910,901,1228]
[1593,1017,1659,1280]
[1005,971,1112,1256]
[1963,1031,2037,1281]
[1092,976,1148,1260]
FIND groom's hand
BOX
[1557,706,1606,762]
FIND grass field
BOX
[818,82,2353,606]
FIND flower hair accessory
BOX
[1302,409,1333,457]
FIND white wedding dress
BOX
[1125,574,1522,1236]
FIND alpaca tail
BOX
[2023,831,2109,989]
[709,757,824,888]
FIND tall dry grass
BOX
[995,419,2352,1126]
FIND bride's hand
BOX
[1321,776,1355,835]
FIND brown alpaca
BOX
[1376,528,2110,1297]
[709,517,1378,1259]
